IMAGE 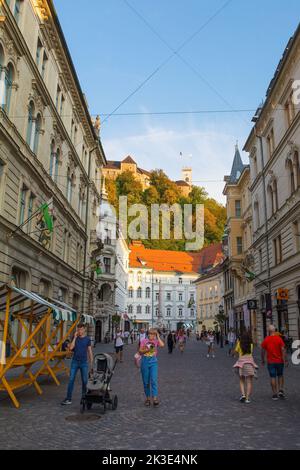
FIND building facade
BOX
[127,242,223,331]
[244,24,300,342]
[102,156,151,190]
[0,0,105,341]
[223,146,256,341]
[92,181,130,342]
[195,265,224,331]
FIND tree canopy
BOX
[105,169,226,250]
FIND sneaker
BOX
[212,355,215,359]
[239,395,246,402]
[278,390,286,399]
[272,394,279,400]
[207,354,210,358]
[61,399,72,406]
[245,398,251,404]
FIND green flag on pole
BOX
[245,269,255,282]
[40,198,54,232]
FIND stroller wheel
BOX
[112,395,118,410]
[80,399,86,414]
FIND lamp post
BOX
[218,304,225,348]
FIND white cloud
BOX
[103,121,249,204]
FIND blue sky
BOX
[54,0,300,203]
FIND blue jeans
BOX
[66,360,88,400]
[141,356,158,398]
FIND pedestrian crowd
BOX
[60,321,293,409]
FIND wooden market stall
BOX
[0,285,92,408]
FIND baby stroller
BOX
[80,353,118,414]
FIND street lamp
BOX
[218,304,225,348]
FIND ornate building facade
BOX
[223,146,256,340]
[244,24,300,342]
[0,0,106,336]
[127,241,223,331]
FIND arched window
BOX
[33,113,41,154]
[128,305,133,314]
[268,185,274,216]
[294,151,300,189]
[26,101,35,148]
[50,140,56,178]
[288,159,295,195]
[145,287,151,298]
[128,287,133,298]
[137,305,142,315]
[4,63,14,114]
[66,170,73,203]
[137,271,142,283]
[145,305,150,314]
[137,287,142,298]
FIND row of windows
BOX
[198,286,219,299]
[127,305,195,317]
[128,272,189,285]
[253,152,300,232]
[128,287,195,301]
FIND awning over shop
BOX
[0,285,76,320]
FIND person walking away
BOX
[206,330,215,358]
[130,329,134,344]
[228,328,237,357]
[114,328,124,363]
[139,329,164,406]
[123,330,130,345]
[61,323,93,406]
[261,324,288,400]
[215,329,220,345]
[167,332,175,354]
[177,329,186,353]
[233,332,257,404]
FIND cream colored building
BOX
[195,264,224,331]
[244,23,300,342]
[223,145,256,341]
[102,156,151,190]
[0,0,106,342]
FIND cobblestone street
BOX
[1,338,300,450]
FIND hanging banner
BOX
[243,304,250,329]
[265,293,273,319]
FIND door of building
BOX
[95,320,102,343]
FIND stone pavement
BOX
[1,338,300,450]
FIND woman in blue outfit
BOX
[139,328,164,407]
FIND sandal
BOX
[144,399,151,407]
[153,399,160,407]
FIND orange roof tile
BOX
[129,242,223,274]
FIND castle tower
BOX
[182,167,192,186]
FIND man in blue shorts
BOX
[261,325,288,400]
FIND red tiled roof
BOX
[175,180,190,187]
[129,242,223,274]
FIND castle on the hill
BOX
[102,156,192,196]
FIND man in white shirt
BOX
[114,328,124,362]
[123,330,130,345]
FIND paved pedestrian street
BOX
[1,339,300,450]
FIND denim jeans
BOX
[66,359,88,400]
[140,356,158,398]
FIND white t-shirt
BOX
[114,333,124,347]
[139,332,146,342]
[124,331,130,338]
[228,332,236,343]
